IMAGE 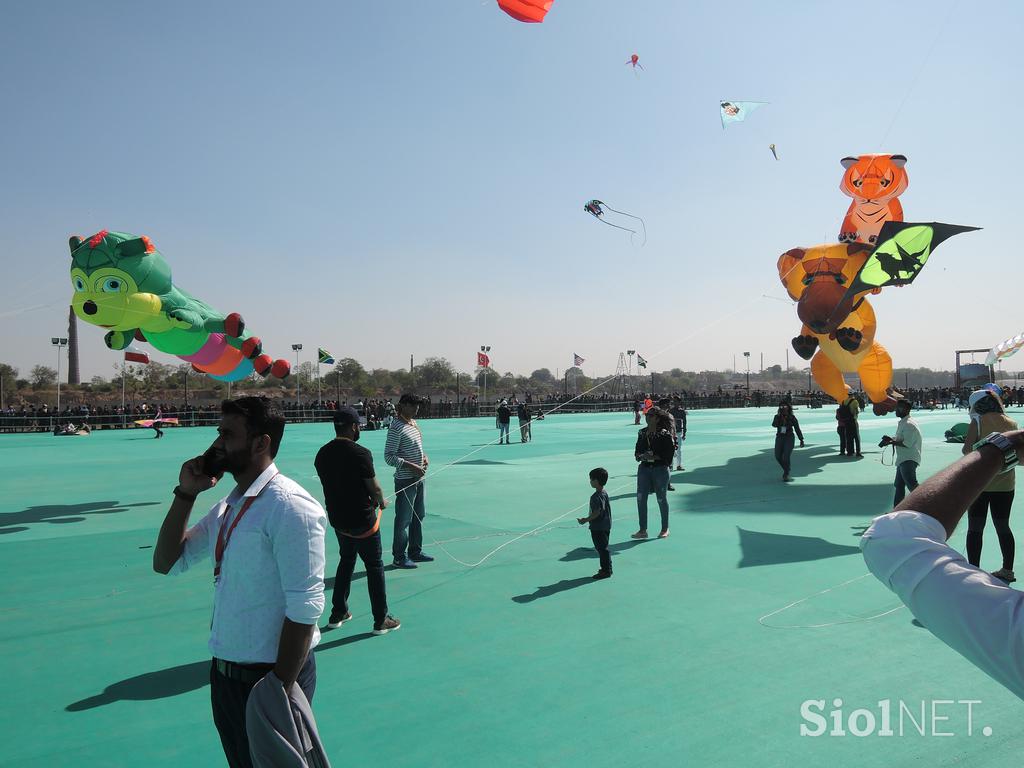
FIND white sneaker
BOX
[326,611,352,629]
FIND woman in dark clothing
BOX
[632,407,676,539]
[772,403,805,482]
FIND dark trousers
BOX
[210,653,316,768]
[893,460,919,506]
[591,530,612,573]
[839,422,860,455]
[967,491,1016,570]
[774,432,795,475]
[332,528,388,624]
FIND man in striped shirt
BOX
[385,393,434,569]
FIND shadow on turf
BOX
[736,527,861,568]
[512,577,596,603]
[66,631,376,711]
[316,631,376,649]
[560,538,654,562]
[66,660,210,711]
[0,500,160,535]
[675,445,893,516]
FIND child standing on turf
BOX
[577,467,612,579]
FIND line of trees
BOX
[1,356,969,407]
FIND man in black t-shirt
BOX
[314,407,400,635]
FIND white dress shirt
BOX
[170,463,327,664]
[862,510,1024,700]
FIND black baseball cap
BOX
[333,406,361,425]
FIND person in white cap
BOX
[962,388,1019,582]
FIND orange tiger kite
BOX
[838,154,908,245]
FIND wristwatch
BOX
[973,432,1019,474]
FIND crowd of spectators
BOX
[4,384,1019,433]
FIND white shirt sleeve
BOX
[861,510,1024,700]
[168,503,219,576]
[268,491,327,625]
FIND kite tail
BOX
[602,205,647,247]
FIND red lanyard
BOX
[214,474,277,580]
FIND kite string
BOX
[383,259,812,569]
[757,572,904,629]
[875,0,959,149]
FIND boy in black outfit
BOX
[577,467,612,579]
[314,406,401,635]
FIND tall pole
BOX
[292,344,302,414]
[317,361,322,405]
[67,306,80,385]
[55,342,62,415]
[786,348,789,371]
[456,373,460,416]
[184,367,189,407]
[121,363,126,428]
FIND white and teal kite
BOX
[720,101,768,129]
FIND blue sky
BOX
[2,0,1021,381]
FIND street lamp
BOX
[743,351,751,395]
[51,337,67,416]
[291,344,303,412]
[480,345,491,406]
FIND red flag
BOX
[477,352,491,368]
[124,345,150,365]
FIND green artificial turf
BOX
[1,407,1020,766]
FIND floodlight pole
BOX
[292,344,303,418]
[51,337,67,417]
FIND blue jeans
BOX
[393,477,425,561]
[893,461,919,506]
[499,422,510,441]
[637,463,670,532]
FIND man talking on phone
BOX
[152,397,327,768]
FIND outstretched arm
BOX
[861,433,1024,699]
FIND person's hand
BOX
[178,456,218,496]
[377,495,388,510]
[577,517,587,525]
[405,462,426,477]
[799,441,805,447]
[422,455,429,469]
